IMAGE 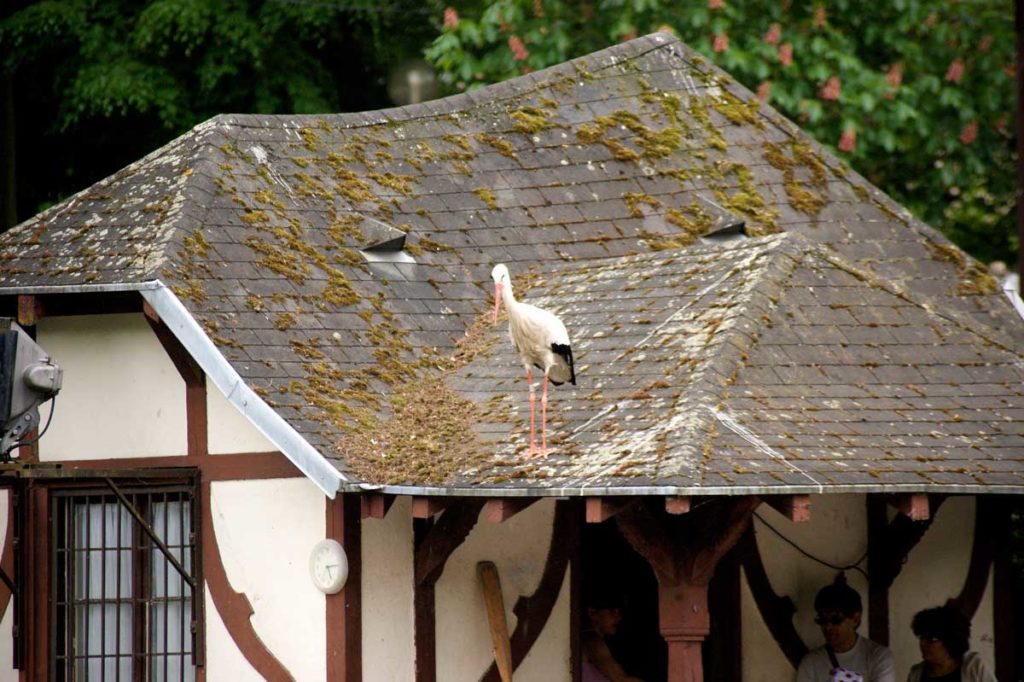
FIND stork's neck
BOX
[501,280,518,310]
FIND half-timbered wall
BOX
[435,499,569,682]
[36,314,187,459]
[741,494,994,681]
[208,478,326,681]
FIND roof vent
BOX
[701,218,748,243]
[348,213,416,264]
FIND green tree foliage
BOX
[426,0,1018,264]
[0,0,439,225]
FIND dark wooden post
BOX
[617,496,760,682]
[327,494,362,682]
[413,499,484,682]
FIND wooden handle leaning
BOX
[477,561,513,682]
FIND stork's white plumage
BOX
[491,264,576,457]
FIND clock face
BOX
[309,539,349,594]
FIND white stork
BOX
[491,264,576,457]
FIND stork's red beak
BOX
[493,282,503,323]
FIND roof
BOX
[1,33,1022,496]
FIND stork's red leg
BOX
[526,367,537,457]
[540,368,549,457]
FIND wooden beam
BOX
[761,495,811,523]
[887,493,929,520]
[412,497,449,519]
[414,499,485,682]
[484,498,538,523]
[361,493,395,520]
[327,494,361,682]
[477,562,513,682]
[16,295,42,327]
[585,497,632,523]
[735,526,807,666]
[665,496,691,515]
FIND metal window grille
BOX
[52,484,198,681]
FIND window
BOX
[51,483,199,681]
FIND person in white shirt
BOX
[796,574,896,682]
[906,605,997,682]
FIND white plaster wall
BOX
[741,494,993,682]
[207,381,276,455]
[890,496,995,678]
[203,588,265,681]
[515,564,571,682]
[35,314,187,460]
[362,496,415,682]
[435,499,569,682]
[210,478,326,682]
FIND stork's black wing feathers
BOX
[551,343,576,386]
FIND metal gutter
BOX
[137,282,346,497]
[348,481,1024,497]
[0,282,163,295]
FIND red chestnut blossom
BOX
[813,5,827,27]
[820,76,841,101]
[764,23,781,45]
[778,43,793,67]
[959,121,978,145]
[708,0,725,8]
[443,7,459,28]
[508,35,529,61]
[838,127,856,153]
[757,81,772,102]
[979,35,993,52]
[945,58,964,83]
[712,33,729,53]
[886,63,903,88]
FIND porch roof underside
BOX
[0,34,1022,496]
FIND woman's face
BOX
[918,635,953,666]
[589,607,623,637]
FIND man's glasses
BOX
[814,614,847,626]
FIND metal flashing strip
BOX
[141,283,345,497]
[349,481,1024,497]
[0,282,162,295]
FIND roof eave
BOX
[348,481,1022,497]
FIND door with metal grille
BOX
[52,484,198,681]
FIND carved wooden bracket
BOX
[616,496,760,682]
[867,493,946,645]
[484,498,538,523]
[412,496,449,520]
[585,497,634,523]
[665,496,691,515]
[361,493,395,519]
[760,495,811,523]
[16,295,42,327]
[886,493,929,521]
[735,525,808,667]
[948,496,1002,619]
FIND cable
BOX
[2,397,57,459]
[754,510,869,581]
